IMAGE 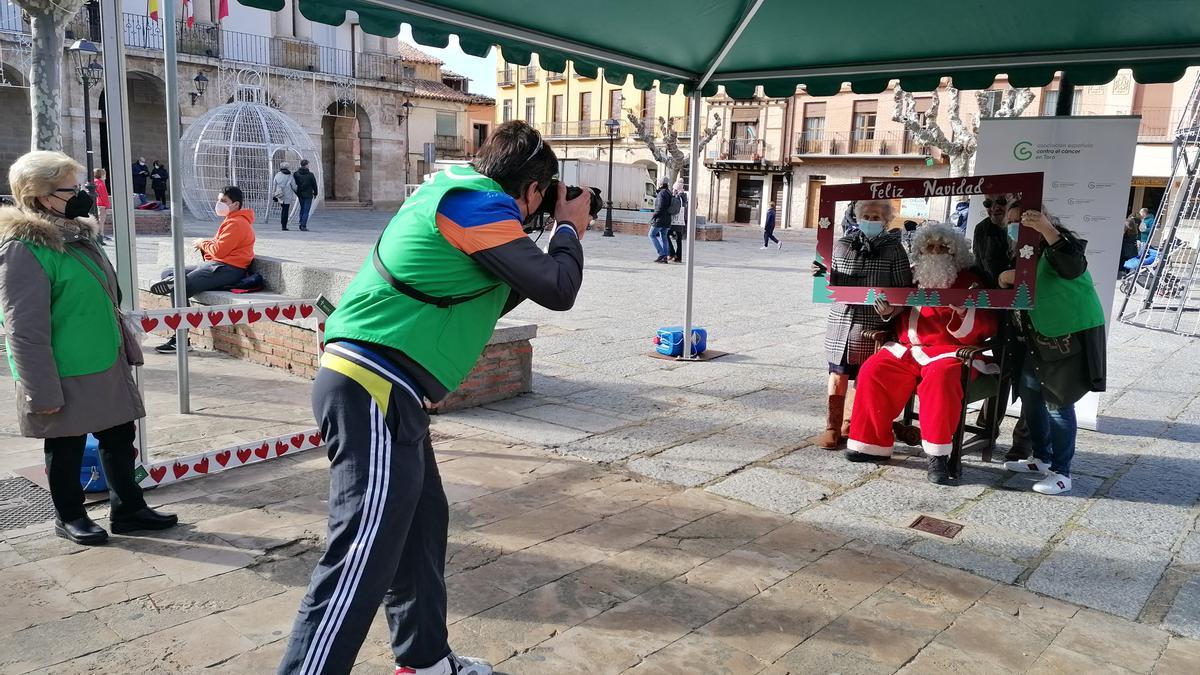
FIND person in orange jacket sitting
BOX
[150,186,255,353]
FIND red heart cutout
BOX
[193,457,209,474]
[149,466,167,483]
[236,448,252,464]
[299,304,314,318]
[308,433,322,447]
[186,311,204,329]
[214,450,232,467]
[164,314,182,330]
[254,443,270,460]
[281,305,297,320]
[172,462,189,479]
[228,309,244,324]
[265,306,280,321]
[247,308,262,323]
[290,433,305,448]
[207,310,225,326]
[140,317,159,332]
[318,322,326,332]
[276,441,290,456]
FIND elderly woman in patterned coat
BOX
[814,199,912,449]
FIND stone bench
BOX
[142,244,536,411]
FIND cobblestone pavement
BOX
[2,423,1199,674]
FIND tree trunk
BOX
[949,150,972,178]
[29,13,64,151]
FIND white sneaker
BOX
[1004,458,1050,474]
[761,245,769,249]
[1033,472,1072,495]
[777,240,783,250]
[397,653,493,675]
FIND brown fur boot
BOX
[840,388,856,439]
[817,394,846,450]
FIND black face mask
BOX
[53,189,95,219]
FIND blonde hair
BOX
[9,150,83,212]
[93,167,106,180]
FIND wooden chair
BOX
[861,328,1014,479]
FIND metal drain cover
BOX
[0,477,57,531]
[910,515,963,539]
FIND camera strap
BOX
[372,238,499,309]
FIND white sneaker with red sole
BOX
[1033,472,1072,495]
[1003,458,1050,474]
[396,653,493,675]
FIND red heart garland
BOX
[290,433,305,448]
[193,457,209,474]
[228,308,244,324]
[207,310,225,326]
[275,441,289,456]
[265,306,280,321]
[281,305,297,320]
[236,448,252,464]
[140,317,159,332]
[214,450,232,467]
[172,462,189,479]
[299,304,314,318]
[149,466,167,483]
[164,314,182,330]
[186,311,205,328]
[247,308,262,323]
[308,433,322,447]
[318,322,326,332]
[254,443,270,460]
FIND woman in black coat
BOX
[150,161,168,207]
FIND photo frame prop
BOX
[814,172,1044,308]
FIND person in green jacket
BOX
[0,150,176,545]
[278,121,592,675]
[996,207,1107,495]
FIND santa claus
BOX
[844,221,999,484]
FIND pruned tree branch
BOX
[625,109,722,184]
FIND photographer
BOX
[279,121,588,675]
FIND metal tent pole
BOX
[98,0,147,459]
[161,0,190,413]
[681,90,702,359]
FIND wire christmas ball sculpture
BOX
[180,85,322,222]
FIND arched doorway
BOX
[0,66,32,194]
[125,72,168,166]
[321,101,372,204]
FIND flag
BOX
[148,0,159,21]
[218,0,229,22]
[183,0,194,27]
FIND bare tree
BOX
[893,82,1035,177]
[625,111,722,185]
[14,0,89,151]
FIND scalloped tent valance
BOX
[237,0,1200,96]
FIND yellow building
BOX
[494,54,694,183]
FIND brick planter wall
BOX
[103,210,172,235]
[138,291,534,411]
[611,220,723,241]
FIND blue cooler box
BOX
[654,326,707,357]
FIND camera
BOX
[522,180,604,234]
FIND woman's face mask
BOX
[49,186,94,220]
[858,219,885,238]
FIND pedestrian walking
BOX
[0,150,177,545]
[150,160,168,208]
[272,163,298,231]
[763,201,781,249]
[277,121,589,675]
[649,177,674,263]
[293,159,319,232]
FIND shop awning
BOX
[237,0,1200,95]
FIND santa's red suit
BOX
[847,272,998,458]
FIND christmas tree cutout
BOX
[963,296,976,309]
[864,289,888,304]
[975,290,991,308]
[905,289,928,306]
[1012,282,1033,309]
[927,291,942,306]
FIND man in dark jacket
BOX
[649,178,672,263]
[292,159,319,232]
[131,157,149,205]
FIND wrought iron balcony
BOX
[545,69,566,81]
[521,66,538,83]
[539,120,624,138]
[726,138,764,160]
[498,68,515,86]
[793,130,931,157]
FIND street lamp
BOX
[67,39,102,212]
[189,72,209,106]
[602,117,621,237]
[400,100,415,190]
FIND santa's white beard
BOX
[913,254,960,289]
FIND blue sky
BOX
[399,25,497,97]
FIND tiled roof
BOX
[441,69,467,79]
[468,93,496,105]
[410,78,477,103]
[396,41,443,65]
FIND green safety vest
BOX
[1,240,119,380]
[323,166,513,391]
[1028,255,1106,338]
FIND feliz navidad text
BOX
[867,177,987,200]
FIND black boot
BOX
[110,507,178,534]
[55,516,109,545]
[845,450,890,463]
[927,455,952,485]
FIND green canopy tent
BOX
[131,0,1200,422]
